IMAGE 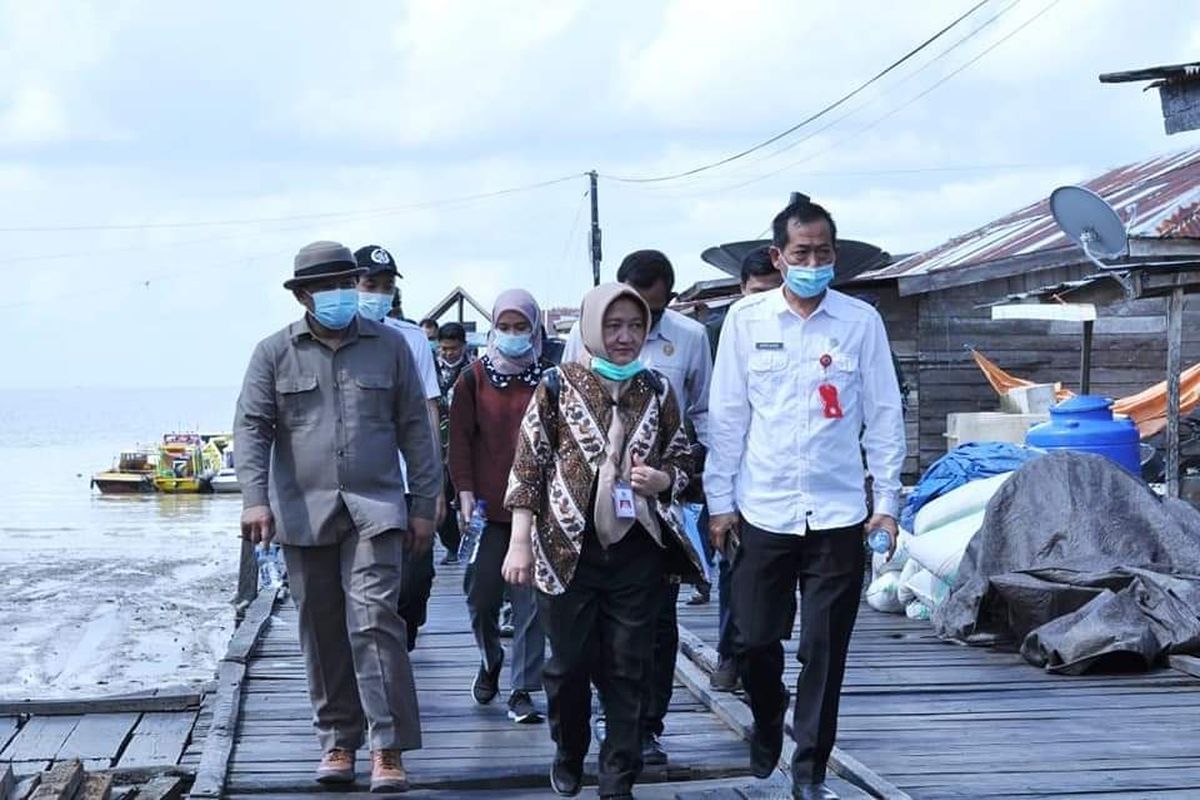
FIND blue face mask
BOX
[309,287,358,330]
[781,257,835,299]
[494,331,534,358]
[592,357,644,382]
[356,291,392,322]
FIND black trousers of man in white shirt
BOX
[728,518,865,784]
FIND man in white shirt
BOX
[704,202,905,800]
[355,245,445,651]
[562,249,713,766]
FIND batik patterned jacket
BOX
[504,362,702,595]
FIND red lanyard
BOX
[817,353,844,419]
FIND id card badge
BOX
[613,481,637,520]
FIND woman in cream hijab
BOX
[502,283,702,800]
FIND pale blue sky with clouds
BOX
[1,0,1198,388]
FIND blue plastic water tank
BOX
[1025,395,1141,475]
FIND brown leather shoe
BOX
[371,749,409,793]
[315,748,356,784]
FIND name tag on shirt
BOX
[613,481,636,520]
[755,342,784,351]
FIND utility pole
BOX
[589,170,602,287]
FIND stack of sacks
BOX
[867,472,1014,618]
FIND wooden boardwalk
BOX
[678,585,1200,799]
[219,552,865,799]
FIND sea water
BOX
[0,387,242,699]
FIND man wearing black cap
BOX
[234,240,442,793]
[355,244,447,648]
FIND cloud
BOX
[0,0,133,146]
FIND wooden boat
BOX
[91,450,157,495]
[154,433,221,494]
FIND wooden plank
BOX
[134,776,184,800]
[224,587,279,665]
[0,716,79,762]
[28,759,83,800]
[10,772,41,800]
[0,693,202,717]
[674,626,910,800]
[188,656,249,797]
[1167,286,1185,498]
[1169,654,1200,679]
[0,717,18,753]
[78,773,114,800]
[115,712,196,769]
[57,713,139,763]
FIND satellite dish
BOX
[1049,185,1128,269]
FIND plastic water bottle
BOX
[257,543,285,589]
[867,528,892,555]
[458,499,488,564]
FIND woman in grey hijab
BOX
[448,289,551,725]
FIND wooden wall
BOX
[844,284,922,482]
[907,264,1200,472]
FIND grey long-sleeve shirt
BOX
[234,315,442,546]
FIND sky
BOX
[1,0,1199,389]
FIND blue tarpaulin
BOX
[901,442,1044,531]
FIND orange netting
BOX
[970,349,1200,439]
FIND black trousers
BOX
[396,497,436,652]
[437,468,461,555]
[643,580,679,737]
[539,526,663,798]
[729,520,865,784]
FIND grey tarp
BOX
[932,451,1200,674]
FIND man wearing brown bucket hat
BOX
[234,240,442,793]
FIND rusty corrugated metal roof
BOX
[861,147,1200,281]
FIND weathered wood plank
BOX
[0,692,203,717]
[0,717,18,754]
[78,773,114,800]
[0,716,79,762]
[134,776,184,800]
[115,712,196,768]
[28,759,83,800]
[190,586,278,799]
[0,763,13,800]
[57,713,139,764]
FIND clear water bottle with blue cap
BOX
[867,528,893,555]
[458,499,488,564]
[257,542,285,589]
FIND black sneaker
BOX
[507,690,544,724]
[710,655,740,692]
[686,584,711,605]
[440,551,459,565]
[471,652,503,705]
[549,753,583,797]
[499,602,515,638]
[641,731,668,766]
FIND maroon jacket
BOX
[447,361,537,525]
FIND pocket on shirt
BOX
[276,375,319,427]
[354,373,395,423]
[747,351,788,404]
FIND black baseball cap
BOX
[354,245,403,278]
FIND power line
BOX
[712,0,1062,196]
[0,173,586,234]
[603,0,990,185]
[604,0,1021,199]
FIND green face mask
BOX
[591,356,644,382]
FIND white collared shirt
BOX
[703,288,905,534]
[384,317,440,400]
[563,308,713,445]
